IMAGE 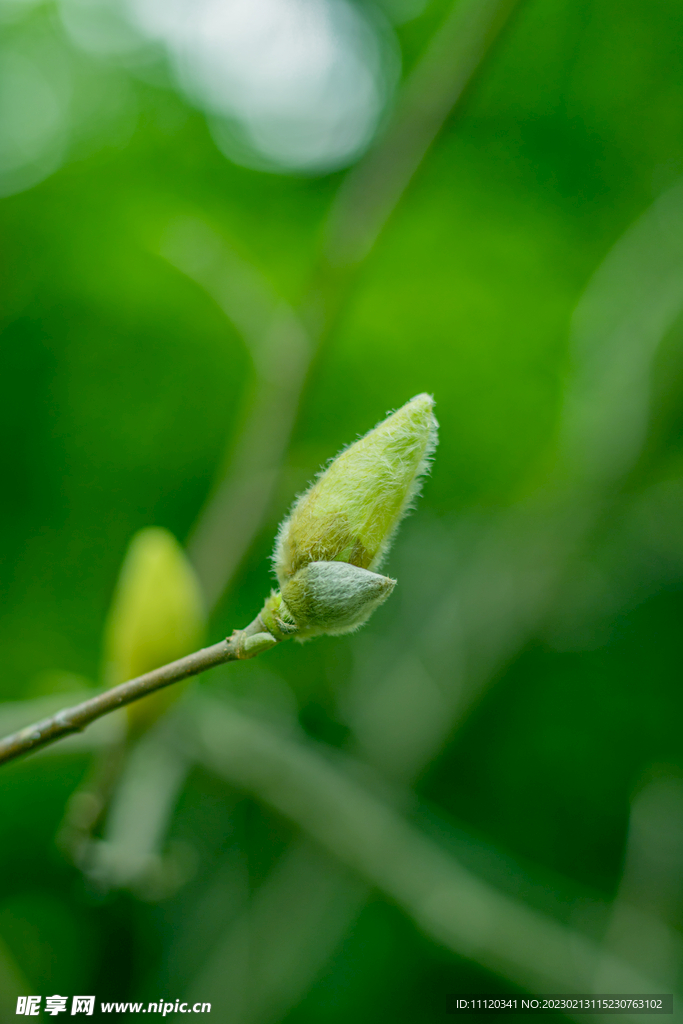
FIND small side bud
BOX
[104,527,206,733]
[240,632,278,658]
[281,562,396,638]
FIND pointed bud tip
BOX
[274,394,438,591]
[407,392,434,409]
[281,561,397,638]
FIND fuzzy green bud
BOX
[273,394,437,638]
[281,561,396,638]
[104,527,206,733]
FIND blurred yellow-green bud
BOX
[273,393,437,638]
[103,527,206,734]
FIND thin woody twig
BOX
[174,1,526,1012]
[0,617,280,768]
[0,0,523,817]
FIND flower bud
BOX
[281,561,396,637]
[104,527,206,733]
[273,394,437,638]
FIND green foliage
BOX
[2,0,683,1015]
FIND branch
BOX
[323,0,523,269]
[159,220,312,610]
[189,697,665,1007]
[162,0,522,613]
[0,615,281,768]
[161,3,527,1008]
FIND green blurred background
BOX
[3,0,683,1019]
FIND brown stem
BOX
[0,615,279,768]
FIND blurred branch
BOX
[0,933,33,1024]
[597,776,683,990]
[187,837,367,1022]
[189,696,661,1005]
[167,0,522,612]
[165,5,530,1009]
[0,617,281,767]
[160,220,311,610]
[54,0,526,991]
[412,179,683,729]
[146,170,683,1012]
[344,177,683,779]
[72,726,192,898]
[323,0,522,269]
[559,179,683,486]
